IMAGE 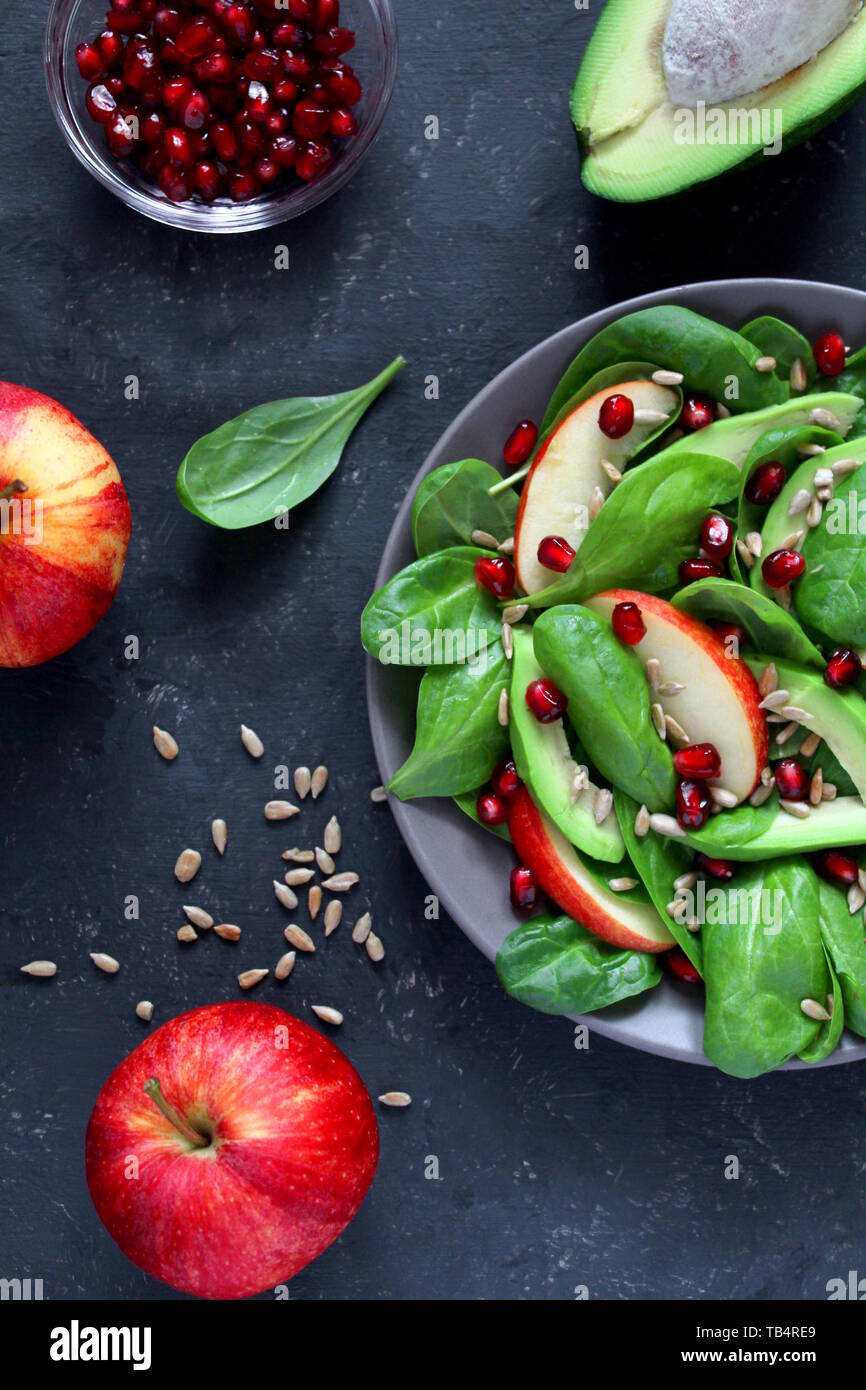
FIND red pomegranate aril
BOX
[711,621,744,648]
[243,48,281,82]
[159,40,191,71]
[503,418,538,468]
[762,548,806,589]
[598,393,633,440]
[281,50,311,81]
[491,758,522,799]
[106,75,127,97]
[270,133,298,167]
[293,97,331,139]
[824,647,862,690]
[476,791,509,827]
[288,0,317,21]
[611,600,646,646]
[510,865,538,912]
[326,63,361,104]
[165,125,193,167]
[158,162,192,200]
[236,120,266,156]
[536,535,575,573]
[296,138,333,179]
[474,555,515,599]
[679,557,724,584]
[695,853,736,881]
[222,1,254,43]
[194,159,223,199]
[181,89,211,129]
[745,460,786,505]
[665,950,701,986]
[272,21,305,46]
[266,107,290,135]
[525,678,568,724]
[313,25,355,56]
[105,112,137,156]
[140,109,167,145]
[228,168,260,199]
[329,106,357,138]
[163,74,193,110]
[247,84,272,122]
[190,129,211,157]
[682,393,715,432]
[675,779,711,831]
[210,119,238,160]
[76,41,106,81]
[97,30,126,69]
[153,6,183,40]
[124,41,160,91]
[775,758,810,801]
[255,155,280,184]
[274,78,299,104]
[700,513,733,558]
[316,0,340,25]
[86,83,117,124]
[107,10,144,34]
[813,331,846,378]
[195,50,235,83]
[673,743,722,780]
[176,16,218,58]
[816,850,860,886]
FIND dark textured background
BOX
[3,0,866,1302]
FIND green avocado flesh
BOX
[573,0,866,201]
[664,395,863,471]
[684,796,866,859]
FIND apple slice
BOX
[514,379,679,594]
[585,590,768,804]
[509,786,674,953]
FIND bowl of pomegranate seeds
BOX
[45,0,397,231]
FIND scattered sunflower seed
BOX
[315,847,335,876]
[634,408,670,425]
[608,877,639,892]
[775,721,800,745]
[601,458,623,485]
[646,658,661,691]
[136,1000,154,1021]
[174,849,201,883]
[285,867,315,886]
[648,813,686,838]
[274,880,299,910]
[311,766,328,799]
[735,539,754,569]
[788,489,812,517]
[673,870,699,892]
[177,924,198,943]
[651,702,667,740]
[502,602,528,625]
[153,726,179,761]
[849,883,866,915]
[274,951,296,981]
[758,664,779,698]
[323,816,342,855]
[312,1004,343,1026]
[294,766,312,800]
[809,768,824,806]
[365,931,385,963]
[634,804,650,837]
[806,497,823,529]
[798,443,826,457]
[801,997,831,1023]
[832,457,861,477]
[709,786,738,809]
[651,369,684,387]
[20,960,56,977]
[813,467,834,489]
[371,785,387,803]
[658,680,685,697]
[743,531,761,558]
[379,1091,412,1107]
[810,407,842,431]
[321,872,359,892]
[589,486,605,521]
[761,765,774,787]
[779,530,804,551]
[282,848,315,863]
[789,358,807,393]
[594,788,613,826]
[570,765,588,805]
[214,923,241,941]
[780,705,812,723]
[750,781,774,808]
[501,621,514,660]
[776,584,792,612]
[498,687,510,726]
[324,900,343,936]
[308,885,322,920]
[91,953,120,974]
[859,867,866,895]
[780,798,810,818]
[664,714,690,744]
[265,801,299,821]
[498,537,515,556]
[352,912,372,944]
[800,732,821,757]
[759,687,789,710]
[240,724,264,759]
[284,923,315,953]
[238,969,268,991]
[211,818,227,856]
[471,528,499,549]
[822,782,838,801]
[755,355,777,373]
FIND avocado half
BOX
[573,0,866,202]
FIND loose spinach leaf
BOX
[412,459,518,557]
[387,646,509,799]
[453,789,512,842]
[672,578,825,668]
[495,912,662,1016]
[799,948,845,1064]
[528,451,739,607]
[361,547,500,666]
[542,306,787,433]
[797,470,866,647]
[818,877,866,1037]
[614,787,702,973]
[730,424,841,583]
[683,793,780,853]
[533,605,676,811]
[177,356,405,529]
[739,316,816,388]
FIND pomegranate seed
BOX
[313,26,355,56]
[210,120,239,160]
[124,42,161,92]
[76,42,105,81]
[675,779,711,831]
[86,83,117,124]
[159,39,191,72]
[194,159,223,200]
[293,97,331,139]
[316,0,340,25]
[536,536,575,573]
[189,129,211,157]
[761,548,806,589]
[510,865,538,912]
[139,109,167,145]
[97,30,126,69]
[775,758,810,801]
[503,419,538,468]
[711,621,744,648]
[288,0,317,20]
[824,647,862,690]
[326,64,361,104]
[329,106,357,138]
[816,850,859,886]
[474,555,515,599]
[163,75,193,110]
[476,791,508,826]
[281,51,311,81]
[745,460,786,505]
[681,394,715,432]
[223,2,254,43]
[611,600,646,645]
[673,743,722,779]
[525,678,568,724]
[295,137,334,180]
[272,21,306,46]
[700,513,733,558]
[105,112,137,156]
[813,331,846,378]
[679,557,724,584]
[664,950,701,985]
[195,50,235,84]
[598,393,633,440]
[182,89,211,129]
[164,126,193,167]
[107,11,145,35]
[270,133,298,167]
[105,76,127,98]
[158,163,192,201]
[273,78,299,104]
[177,17,218,59]
[153,6,183,40]
[695,853,736,881]
[491,758,522,799]
[236,120,266,156]
[255,155,280,184]
[243,48,281,82]
[228,169,260,200]
[266,107,290,135]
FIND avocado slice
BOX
[574,0,866,202]
[684,796,866,860]
[664,394,863,471]
[509,627,625,863]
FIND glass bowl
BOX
[44,0,398,233]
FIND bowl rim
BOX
[44,0,398,234]
[366,275,866,1073]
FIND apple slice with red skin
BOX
[514,379,679,595]
[585,589,768,804]
[509,785,674,953]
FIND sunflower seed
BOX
[608,877,639,892]
[822,782,838,801]
[211,818,227,856]
[365,931,385,963]
[775,721,799,745]
[646,658,661,691]
[294,766,312,800]
[136,1000,154,1021]
[312,1004,343,1026]
[91,953,120,974]
[601,458,623,485]
[324,900,343,936]
[761,765,774,786]
[776,584,792,612]
[153,726,179,761]
[755,355,777,373]
[673,870,699,892]
[651,702,667,739]
[658,680,685,697]
[275,951,296,980]
[813,467,834,489]
[807,497,823,528]
[800,732,821,757]
[634,408,670,425]
[240,724,264,759]
[371,786,388,802]
[758,663,779,698]
[715,403,731,420]
[238,969,268,991]
[471,529,499,549]
[321,872,359,892]
[315,847,335,876]
[759,687,789,710]
[378,1091,412,1107]
[648,813,686,838]
[352,912,372,944]
[282,848,315,863]
[666,898,686,919]
[832,457,862,478]
[780,798,810,818]
[810,407,842,431]
[780,705,812,723]
[177,924,198,943]
[798,443,826,457]
[709,786,738,809]
[308,884,323,920]
[284,923,315,952]
[498,687,510,726]
[779,530,804,551]
[594,788,613,825]
[735,538,755,569]
[174,849,201,883]
[214,923,241,941]
[859,868,866,895]
[274,880,299,910]
[20,960,56,977]
[498,536,515,555]
[809,768,824,806]
[285,867,315,886]
[634,804,651,837]
[589,486,605,521]
[788,489,812,517]
[749,781,774,807]
[501,622,514,660]
[651,369,684,387]
[570,765,588,805]
[503,603,528,625]
[849,883,866,915]
[800,997,831,1022]
[323,816,342,854]
[745,531,763,558]
[265,801,298,821]
[311,766,328,799]
[789,358,807,393]
[664,714,690,744]
[816,485,833,503]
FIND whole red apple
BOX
[0,382,131,667]
[85,1002,379,1299]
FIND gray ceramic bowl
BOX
[366,278,866,1070]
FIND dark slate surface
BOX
[3,0,866,1302]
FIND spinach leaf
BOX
[672,578,825,668]
[798,947,844,1064]
[541,359,673,438]
[361,547,500,666]
[807,743,858,798]
[730,423,841,583]
[387,646,509,799]
[738,316,815,388]
[797,470,866,647]
[701,859,833,1078]
[542,306,787,432]
[533,605,676,810]
[683,793,780,852]
[614,787,702,973]
[528,450,739,607]
[177,356,404,529]
[495,912,661,1016]
[412,459,518,557]
[818,877,866,1037]
[453,789,511,842]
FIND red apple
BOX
[85,1002,379,1299]
[0,382,131,667]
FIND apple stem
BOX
[0,479,27,501]
[143,1077,209,1148]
